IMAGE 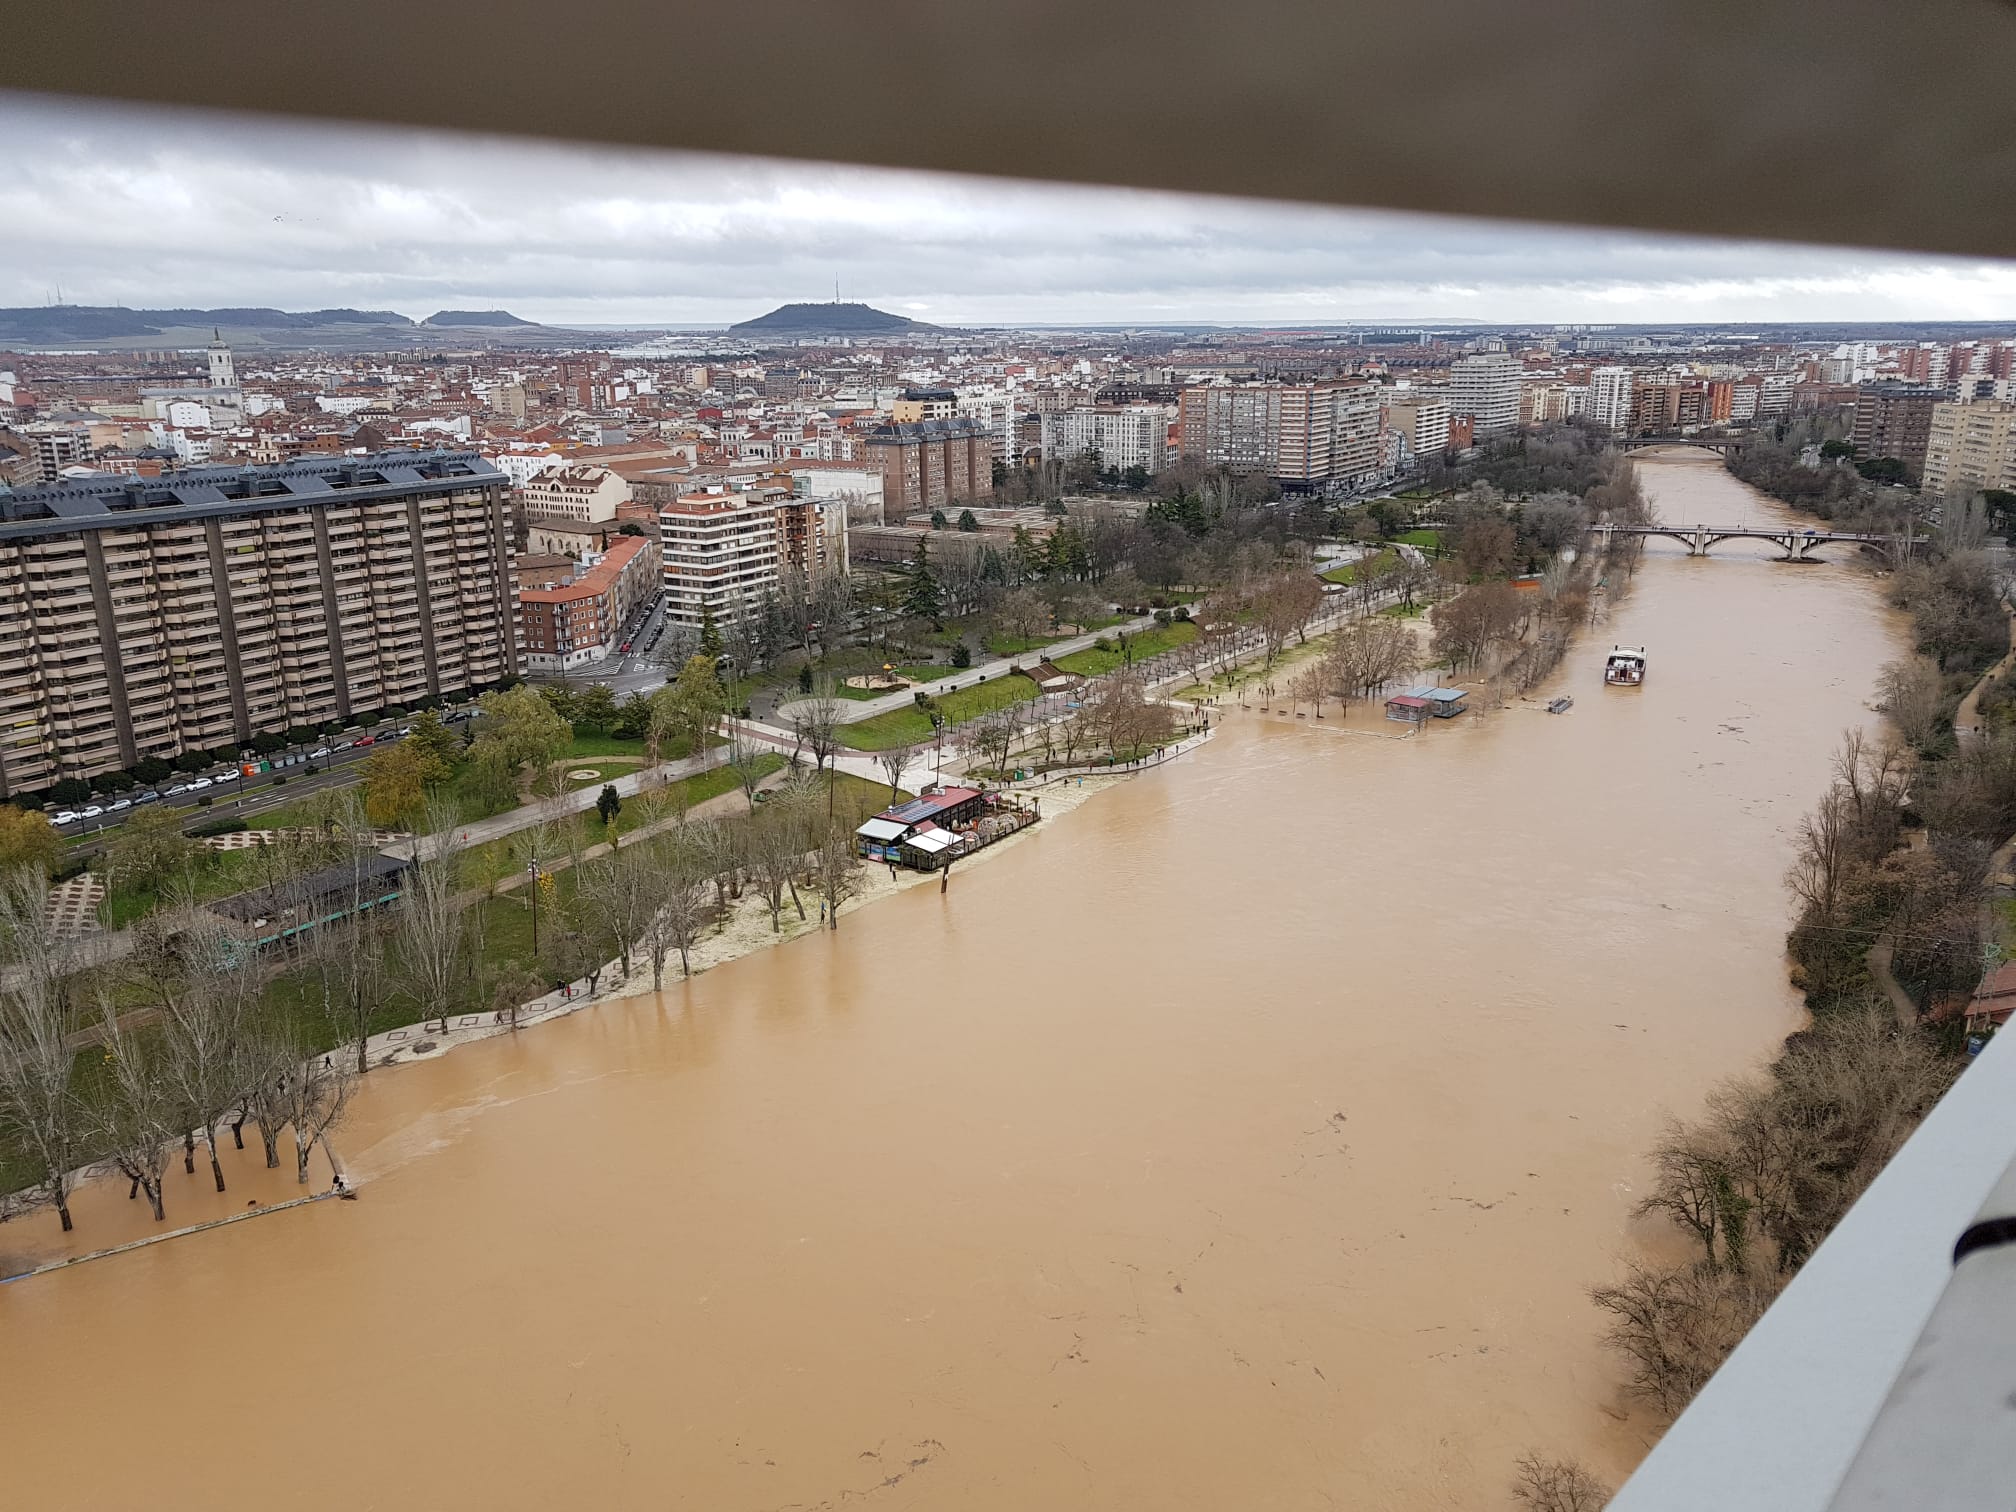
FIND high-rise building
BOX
[0,450,519,795]
[1448,353,1523,438]
[1587,367,1635,432]
[657,488,847,631]
[1921,401,2016,496]
[1852,384,1946,479]
[1381,393,1451,462]
[1040,405,1173,473]
[863,418,992,517]
[1177,380,1380,488]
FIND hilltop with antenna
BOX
[728,300,945,338]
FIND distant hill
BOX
[423,309,536,327]
[730,301,944,337]
[0,306,414,343]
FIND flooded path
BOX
[0,450,1902,1509]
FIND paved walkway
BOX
[43,873,103,938]
[1954,597,2016,750]
[771,612,1161,724]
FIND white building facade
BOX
[1450,352,1524,438]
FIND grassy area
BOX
[563,730,650,759]
[1053,620,1198,678]
[99,845,272,929]
[837,673,1042,751]
[1396,529,1443,550]
[562,759,646,792]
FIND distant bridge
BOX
[1620,434,1743,455]
[1593,521,1894,562]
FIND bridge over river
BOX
[1593,520,1896,562]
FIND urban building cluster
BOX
[3,314,2015,793]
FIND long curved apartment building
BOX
[0,450,519,796]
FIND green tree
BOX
[957,508,979,532]
[101,804,195,896]
[404,708,460,773]
[0,806,62,874]
[360,740,439,827]
[798,663,814,694]
[538,684,577,723]
[902,539,943,621]
[595,783,622,827]
[473,684,573,791]
[49,778,91,806]
[573,682,621,734]
[653,655,727,760]
[930,509,948,530]
[1819,438,1857,459]
[698,604,724,660]
[612,692,653,740]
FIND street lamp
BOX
[527,857,542,952]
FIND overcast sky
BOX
[4,90,2015,330]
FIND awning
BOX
[856,818,908,841]
[903,830,958,854]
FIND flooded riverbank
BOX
[0,449,1903,1509]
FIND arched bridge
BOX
[1592,521,1895,562]
[1619,434,1742,455]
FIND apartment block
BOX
[1922,401,2016,495]
[1587,367,1635,432]
[1382,393,1451,463]
[1852,384,1946,479]
[1448,353,1523,438]
[863,418,991,518]
[1039,405,1172,473]
[658,488,847,630]
[0,450,519,796]
[1178,380,1380,488]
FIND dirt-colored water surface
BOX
[0,450,1901,1509]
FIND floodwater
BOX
[0,450,1901,1509]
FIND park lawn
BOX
[1397,529,1443,549]
[564,731,650,759]
[563,758,646,792]
[1321,548,1400,587]
[837,673,1042,750]
[1052,620,1198,677]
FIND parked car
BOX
[52,810,79,825]
[108,797,132,811]
[355,735,376,747]
[334,740,355,752]
[310,745,331,758]
[80,805,104,819]
[136,791,160,804]
[621,640,633,653]
[189,777,213,791]
[165,783,188,797]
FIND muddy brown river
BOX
[0,450,1901,1509]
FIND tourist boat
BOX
[1547,695,1574,714]
[1604,646,1647,686]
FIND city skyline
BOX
[6,90,2016,329]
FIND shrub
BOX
[1173,605,1191,622]
[272,775,288,787]
[951,643,971,668]
[196,795,214,808]
[49,778,91,806]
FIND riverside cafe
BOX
[1383,686,1467,725]
[854,785,990,871]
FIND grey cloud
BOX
[1,89,2012,325]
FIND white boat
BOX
[1604,646,1647,686]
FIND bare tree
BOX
[1509,1453,1610,1512]
[575,845,654,981]
[641,841,712,987]
[96,1002,177,1222]
[159,917,256,1194]
[397,799,469,1035]
[236,1032,291,1169]
[0,866,84,1229]
[816,823,860,930]
[273,1032,356,1185]
[790,680,845,774]
[727,726,772,814]
[746,809,808,934]
[876,740,921,802]
[1589,1260,1773,1420]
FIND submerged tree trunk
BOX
[257,1119,282,1169]
[230,1103,248,1149]
[294,1127,313,1185]
[203,1126,226,1193]
[183,1129,196,1175]
[143,1179,164,1222]
[52,1180,72,1232]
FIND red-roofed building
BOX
[517,533,659,672]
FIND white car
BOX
[108,797,132,811]
[52,810,79,825]
[189,777,213,791]
[310,746,331,759]
[165,783,188,797]
[79,805,104,820]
